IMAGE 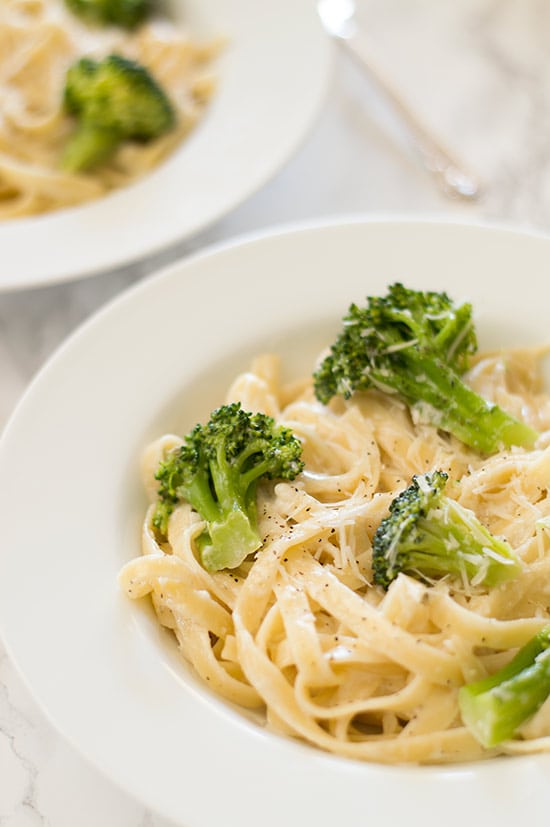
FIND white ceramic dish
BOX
[0,0,330,292]
[1,220,550,827]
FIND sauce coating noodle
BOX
[120,349,550,764]
[0,0,217,217]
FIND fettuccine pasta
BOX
[0,0,217,217]
[120,348,550,764]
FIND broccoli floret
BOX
[372,471,521,590]
[62,54,175,172]
[152,402,304,571]
[313,283,538,454]
[459,625,550,747]
[64,0,151,29]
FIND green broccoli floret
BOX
[64,0,151,29]
[152,402,304,571]
[62,54,175,172]
[313,283,538,454]
[459,625,550,747]
[372,471,521,590]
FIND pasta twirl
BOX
[119,350,550,764]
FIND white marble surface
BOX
[2,0,550,823]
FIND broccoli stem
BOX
[153,466,262,570]
[192,448,262,571]
[459,627,550,747]
[198,510,261,572]
[61,123,120,172]
[375,351,537,454]
[431,303,473,366]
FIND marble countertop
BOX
[3,1,550,824]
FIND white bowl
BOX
[0,0,330,290]
[1,219,550,826]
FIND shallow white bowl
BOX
[1,220,550,826]
[0,0,330,291]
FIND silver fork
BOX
[318,0,481,201]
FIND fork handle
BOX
[340,35,482,201]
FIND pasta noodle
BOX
[119,348,550,764]
[0,0,217,217]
